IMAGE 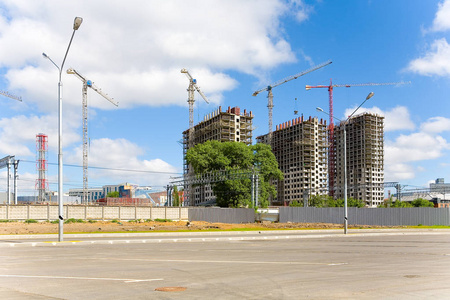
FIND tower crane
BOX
[252,60,332,139]
[306,79,411,196]
[0,90,22,102]
[180,68,209,147]
[67,68,118,204]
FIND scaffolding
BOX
[333,113,384,206]
[36,133,49,203]
[257,116,328,206]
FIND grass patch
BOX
[88,219,97,223]
[111,219,119,223]
[25,219,38,224]
[64,218,85,224]
[154,218,172,223]
[408,225,450,229]
[0,219,11,223]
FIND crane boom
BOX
[253,60,332,96]
[67,68,118,106]
[67,67,118,204]
[0,90,22,102]
[252,60,332,139]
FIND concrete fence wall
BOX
[0,205,189,221]
[189,208,255,224]
[279,207,450,226]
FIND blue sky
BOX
[0,0,449,196]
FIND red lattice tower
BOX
[36,133,48,203]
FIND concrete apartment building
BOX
[182,106,253,206]
[333,112,385,207]
[257,116,328,206]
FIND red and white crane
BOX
[306,79,411,196]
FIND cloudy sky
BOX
[0,0,449,196]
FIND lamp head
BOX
[366,92,374,100]
[42,52,48,58]
[73,17,83,30]
[66,68,75,74]
[181,68,188,73]
[316,107,324,112]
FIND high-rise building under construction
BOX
[257,116,328,206]
[333,112,384,207]
[182,106,253,205]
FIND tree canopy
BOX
[186,141,283,208]
[106,191,119,198]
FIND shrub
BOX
[154,218,172,222]
[64,218,85,224]
[25,219,38,223]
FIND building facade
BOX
[333,112,385,207]
[257,116,328,206]
[182,106,253,206]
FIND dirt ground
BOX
[0,220,384,235]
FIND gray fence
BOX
[279,207,450,226]
[0,205,188,221]
[189,207,255,224]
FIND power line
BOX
[19,160,182,175]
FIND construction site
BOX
[182,106,254,206]
[333,112,385,206]
[257,116,328,206]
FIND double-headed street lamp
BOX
[317,92,374,234]
[43,17,83,242]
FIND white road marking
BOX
[97,257,344,266]
[0,274,163,283]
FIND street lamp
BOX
[43,17,83,242]
[317,92,374,234]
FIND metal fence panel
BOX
[280,207,450,226]
[188,208,255,224]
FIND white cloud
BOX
[420,116,450,133]
[0,0,306,113]
[431,0,450,32]
[65,138,180,188]
[407,38,450,77]
[343,106,415,132]
[0,113,80,157]
[384,163,415,181]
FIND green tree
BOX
[172,185,180,207]
[411,198,434,207]
[289,200,303,207]
[106,191,119,198]
[391,199,412,207]
[186,141,283,208]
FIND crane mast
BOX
[0,90,22,102]
[306,79,411,197]
[180,68,209,146]
[252,60,332,141]
[180,68,209,206]
[67,68,118,204]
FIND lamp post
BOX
[43,17,83,242]
[317,92,374,234]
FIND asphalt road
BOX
[0,229,449,299]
